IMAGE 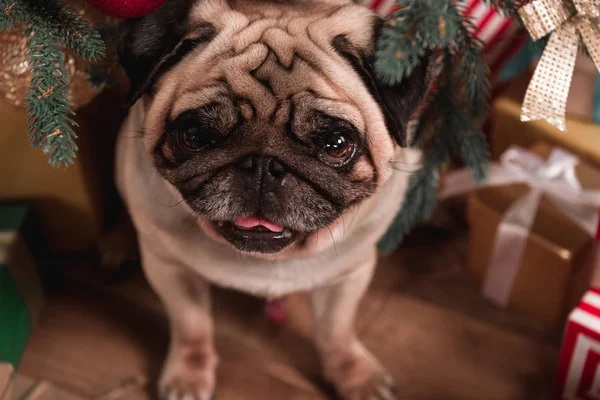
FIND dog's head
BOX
[118,0,429,255]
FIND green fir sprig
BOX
[88,24,120,89]
[0,0,106,168]
[378,0,525,252]
[379,134,448,253]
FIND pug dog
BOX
[113,0,430,398]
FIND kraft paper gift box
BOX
[490,75,600,170]
[0,202,47,399]
[459,142,600,327]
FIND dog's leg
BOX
[140,241,217,400]
[311,254,397,400]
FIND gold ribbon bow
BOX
[518,0,600,131]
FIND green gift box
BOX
[0,203,47,369]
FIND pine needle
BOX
[0,0,108,168]
[377,0,521,253]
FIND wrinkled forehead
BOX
[186,0,374,68]
[190,0,373,37]
[144,0,397,171]
[161,0,376,122]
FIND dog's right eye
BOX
[171,103,236,153]
[179,126,211,152]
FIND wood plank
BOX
[19,227,560,399]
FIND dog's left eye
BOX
[179,126,210,152]
[324,132,352,159]
[320,131,355,165]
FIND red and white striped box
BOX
[556,217,600,399]
[460,0,526,86]
[555,289,600,399]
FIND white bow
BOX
[440,146,600,307]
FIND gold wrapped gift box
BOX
[467,142,600,327]
[491,72,600,169]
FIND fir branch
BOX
[455,129,489,183]
[378,167,439,253]
[24,2,79,168]
[455,14,491,121]
[375,8,423,85]
[413,0,461,49]
[459,20,488,105]
[88,24,120,88]
[409,97,439,148]
[440,49,490,183]
[11,0,105,61]
[454,13,491,183]
[53,1,105,61]
[0,0,109,168]
[378,134,449,253]
[375,0,462,85]
[0,0,19,30]
[379,3,492,251]
[0,0,34,32]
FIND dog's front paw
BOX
[158,343,217,400]
[323,346,399,400]
[337,371,398,400]
[159,384,215,400]
[159,369,216,400]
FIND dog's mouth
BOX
[213,216,300,254]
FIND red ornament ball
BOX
[84,0,167,19]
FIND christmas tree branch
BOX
[0,0,106,168]
[88,24,120,88]
[379,133,449,252]
[26,9,79,168]
[377,0,492,252]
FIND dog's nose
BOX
[237,155,287,188]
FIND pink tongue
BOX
[233,216,284,233]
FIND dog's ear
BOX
[332,17,431,147]
[117,0,215,107]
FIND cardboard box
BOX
[564,54,599,124]
[0,87,127,253]
[467,142,600,327]
[490,75,600,169]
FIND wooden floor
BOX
[18,221,561,400]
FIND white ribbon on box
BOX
[440,146,600,307]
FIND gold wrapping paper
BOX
[518,0,600,131]
[467,142,600,327]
